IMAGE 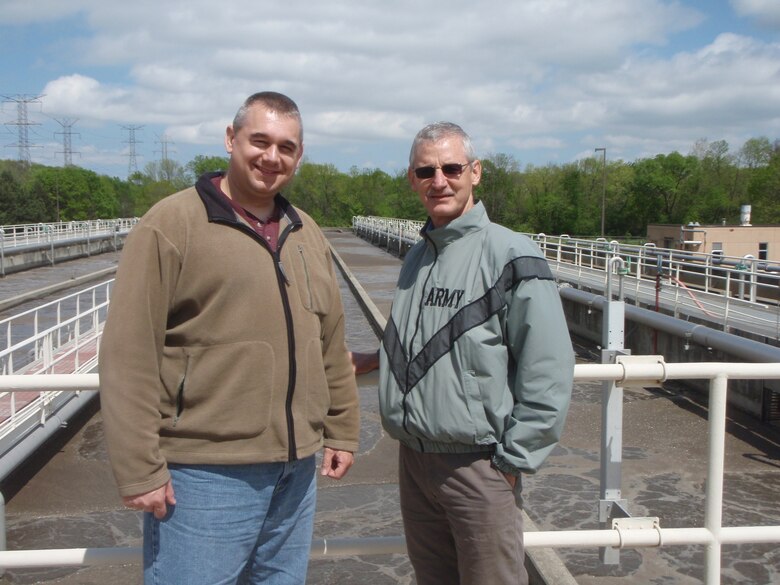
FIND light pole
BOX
[595,148,607,237]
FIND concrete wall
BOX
[647,223,780,260]
[0,234,126,276]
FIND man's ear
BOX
[470,159,482,187]
[224,125,235,154]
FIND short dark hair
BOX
[409,122,476,166]
[233,92,303,140]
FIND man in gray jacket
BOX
[352,121,574,585]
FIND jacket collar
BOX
[421,201,489,248]
[195,171,303,228]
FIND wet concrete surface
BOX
[1,232,779,584]
[0,241,409,585]
[327,230,780,585]
[0,253,121,319]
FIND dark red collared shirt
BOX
[211,177,281,252]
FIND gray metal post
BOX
[47,225,55,266]
[0,228,5,277]
[599,257,630,565]
[744,254,756,303]
[0,490,5,576]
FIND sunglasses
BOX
[413,162,470,180]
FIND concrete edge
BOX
[0,266,117,313]
[523,513,579,585]
[329,241,579,585]
[329,243,388,336]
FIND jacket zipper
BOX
[214,215,300,462]
[276,225,299,462]
[403,233,439,453]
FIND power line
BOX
[2,94,44,165]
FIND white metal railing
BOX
[352,217,780,340]
[0,219,138,276]
[0,219,138,250]
[0,281,112,443]
[0,360,778,585]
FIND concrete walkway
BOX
[327,229,780,585]
[1,232,779,584]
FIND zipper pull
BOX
[277,259,290,285]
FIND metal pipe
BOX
[0,374,99,392]
[3,524,780,570]
[560,287,780,362]
[0,391,98,483]
[5,363,780,395]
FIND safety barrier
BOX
[0,361,778,585]
[352,216,780,341]
[0,281,111,448]
[1,231,778,584]
[0,219,137,250]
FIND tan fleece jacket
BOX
[99,174,359,497]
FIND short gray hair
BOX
[232,91,303,140]
[409,122,476,166]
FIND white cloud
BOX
[731,0,780,27]
[42,75,133,120]
[0,0,98,24]
[568,33,780,140]
[5,0,778,176]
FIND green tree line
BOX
[1,137,778,236]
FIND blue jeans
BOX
[143,457,317,585]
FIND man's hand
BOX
[122,480,176,519]
[350,350,379,375]
[320,448,354,480]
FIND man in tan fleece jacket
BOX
[99,91,359,585]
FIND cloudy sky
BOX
[1,0,779,179]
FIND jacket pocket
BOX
[160,341,276,439]
[289,244,332,316]
[404,370,494,445]
[461,370,495,444]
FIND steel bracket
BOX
[615,354,666,389]
[612,517,663,549]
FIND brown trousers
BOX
[399,444,528,585]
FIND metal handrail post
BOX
[743,255,756,303]
[47,225,55,266]
[0,490,5,577]
[599,255,629,564]
[705,374,728,585]
[0,228,5,277]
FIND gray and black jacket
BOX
[378,202,574,476]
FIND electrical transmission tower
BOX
[2,94,43,165]
[54,117,80,167]
[155,132,178,180]
[122,124,144,177]
[155,132,176,163]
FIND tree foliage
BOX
[0,135,778,234]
